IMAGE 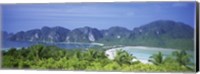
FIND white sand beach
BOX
[105,46,179,64]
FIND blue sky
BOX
[1,2,196,33]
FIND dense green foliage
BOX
[148,51,164,65]
[2,45,195,72]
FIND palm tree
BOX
[83,49,97,61]
[74,50,82,59]
[88,49,97,58]
[114,49,134,65]
[172,50,193,68]
[96,50,107,59]
[148,51,164,65]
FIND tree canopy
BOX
[2,44,195,72]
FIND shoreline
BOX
[123,46,180,52]
[38,41,105,46]
[105,46,180,64]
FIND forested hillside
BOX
[3,20,194,50]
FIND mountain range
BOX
[2,20,194,50]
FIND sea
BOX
[2,40,102,50]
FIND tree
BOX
[2,55,18,68]
[83,49,97,61]
[172,50,194,70]
[2,44,195,71]
[148,51,164,65]
[103,62,121,71]
[114,49,134,65]
[74,50,82,59]
[6,48,17,56]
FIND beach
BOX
[105,46,180,64]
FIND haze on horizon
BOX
[1,2,196,33]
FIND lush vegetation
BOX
[2,44,195,72]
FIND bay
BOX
[2,40,102,50]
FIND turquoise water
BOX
[124,47,175,59]
[121,46,195,64]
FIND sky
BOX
[1,2,196,33]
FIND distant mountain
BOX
[66,26,103,42]
[98,26,132,45]
[131,20,193,39]
[129,20,194,50]
[6,20,194,50]
[2,31,13,40]
[102,26,131,39]
[10,26,70,42]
